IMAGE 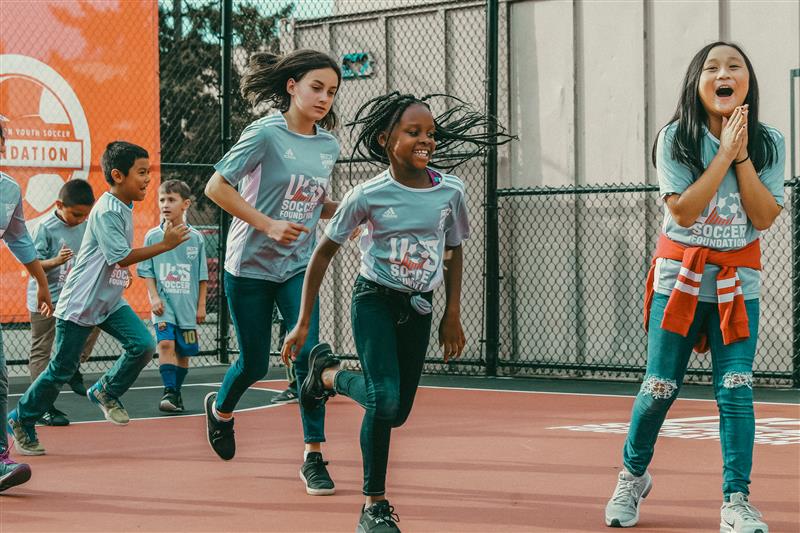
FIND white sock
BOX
[212,404,232,423]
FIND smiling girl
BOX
[604,42,784,533]
[203,49,342,496]
[281,92,512,532]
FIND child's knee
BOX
[717,371,754,409]
[638,375,679,415]
[373,394,400,422]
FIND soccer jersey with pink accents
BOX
[325,169,470,293]
[214,113,340,282]
[55,192,134,326]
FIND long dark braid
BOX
[347,92,515,171]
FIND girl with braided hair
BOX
[282,92,513,532]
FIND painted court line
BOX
[418,384,800,406]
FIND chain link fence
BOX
[2,0,798,388]
[497,182,798,386]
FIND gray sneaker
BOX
[6,410,46,456]
[605,469,652,527]
[720,493,768,533]
[87,383,130,425]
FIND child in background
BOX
[138,179,207,412]
[26,179,101,426]
[0,121,52,491]
[8,141,189,455]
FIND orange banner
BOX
[0,0,160,322]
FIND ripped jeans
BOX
[623,293,759,498]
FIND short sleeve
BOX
[445,185,470,247]
[198,236,209,282]
[757,128,786,207]
[32,222,53,261]
[95,210,131,266]
[324,186,368,244]
[137,231,157,278]
[213,121,270,187]
[656,125,695,198]
[3,196,36,264]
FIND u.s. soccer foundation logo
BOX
[0,54,91,228]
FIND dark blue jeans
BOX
[217,271,324,443]
[334,276,433,495]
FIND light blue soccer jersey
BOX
[137,223,208,329]
[0,172,36,265]
[214,113,340,282]
[655,122,785,302]
[325,169,470,293]
[26,210,88,312]
[55,192,134,326]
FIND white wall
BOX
[509,0,799,187]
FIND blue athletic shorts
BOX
[154,322,200,357]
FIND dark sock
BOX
[175,366,189,391]
[160,364,178,389]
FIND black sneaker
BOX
[39,407,70,427]
[204,392,235,460]
[68,369,87,396]
[271,386,299,405]
[357,500,401,532]
[175,390,185,411]
[160,388,182,413]
[299,452,335,495]
[300,343,340,412]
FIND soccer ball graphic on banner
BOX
[0,54,91,229]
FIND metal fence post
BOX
[793,182,799,388]
[217,0,233,364]
[484,0,500,377]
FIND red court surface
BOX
[1,380,798,532]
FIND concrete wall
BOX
[509,0,799,188]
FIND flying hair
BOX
[347,92,515,171]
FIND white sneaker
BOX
[720,493,768,533]
[605,469,652,527]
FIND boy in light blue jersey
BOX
[9,141,190,456]
[26,179,101,426]
[283,92,512,532]
[138,179,208,413]
[203,49,343,497]
[0,122,52,491]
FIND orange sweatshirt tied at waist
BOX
[644,234,761,352]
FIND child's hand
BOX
[54,244,73,265]
[438,313,465,363]
[150,295,164,316]
[37,285,53,317]
[281,325,309,365]
[196,305,206,324]
[735,104,749,161]
[720,105,747,162]
[162,220,190,249]
[264,219,310,245]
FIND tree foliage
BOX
[158,0,292,211]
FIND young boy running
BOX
[138,179,207,412]
[26,179,101,426]
[8,141,189,455]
